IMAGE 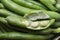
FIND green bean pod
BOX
[7,21,60,34]
[12,0,47,10]
[0,3,4,9]
[56,0,60,10]
[53,28,60,33]
[49,0,56,5]
[0,22,13,32]
[0,17,16,32]
[25,0,48,10]
[1,0,60,21]
[6,16,55,30]
[25,11,60,21]
[0,9,20,17]
[27,28,54,35]
[7,26,54,35]
[0,17,54,34]
[37,28,53,34]
[43,11,60,21]
[0,32,54,40]
[1,0,34,16]
[39,0,57,11]
[52,22,60,27]
[0,17,7,24]
[1,0,48,20]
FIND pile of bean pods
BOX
[0,0,60,40]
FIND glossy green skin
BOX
[25,0,48,10]
[6,16,27,28]
[39,0,57,11]
[44,11,60,21]
[0,3,4,9]
[0,32,53,40]
[0,17,58,34]
[1,0,60,21]
[6,16,55,30]
[0,17,54,34]
[0,9,19,17]
[25,10,60,21]
[13,0,46,10]
[1,0,33,16]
